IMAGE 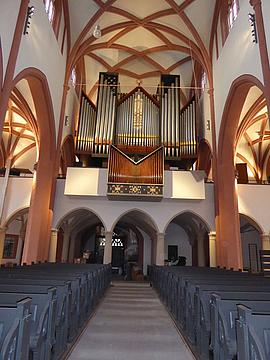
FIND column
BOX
[260,233,270,250]
[156,232,165,266]
[103,231,113,264]
[68,234,76,263]
[61,229,71,263]
[197,232,205,267]
[0,227,7,265]
[48,229,58,262]
[209,231,216,267]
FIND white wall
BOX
[237,184,270,233]
[241,229,261,271]
[53,179,215,234]
[213,0,263,140]
[165,223,192,266]
[1,177,33,224]
[13,0,66,138]
[0,0,20,78]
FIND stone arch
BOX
[60,135,75,176]
[56,207,107,263]
[55,207,106,231]
[11,67,56,263]
[239,213,264,235]
[163,210,211,267]
[217,74,266,269]
[196,139,212,178]
[110,208,159,235]
[163,210,211,235]
[4,206,29,228]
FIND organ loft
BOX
[75,72,197,199]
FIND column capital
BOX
[0,226,7,233]
[207,88,214,97]
[250,0,261,10]
[105,231,113,238]
[51,228,58,234]
[156,232,165,238]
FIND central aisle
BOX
[67,281,195,360]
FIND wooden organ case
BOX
[75,72,198,200]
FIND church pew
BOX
[184,278,270,341]
[194,285,270,356]
[149,266,270,360]
[210,293,270,360]
[0,282,69,358]
[0,297,31,360]
[0,264,111,343]
[0,277,72,350]
[0,288,57,360]
[0,271,84,338]
[236,304,270,360]
[0,263,111,360]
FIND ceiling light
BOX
[93,25,101,39]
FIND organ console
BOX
[75,72,198,199]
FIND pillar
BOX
[0,227,7,265]
[68,234,76,263]
[48,229,58,262]
[260,233,270,251]
[103,231,112,264]
[61,227,70,262]
[156,232,165,266]
[197,232,206,267]
[209,231,216,267]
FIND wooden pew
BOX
[236,304,270,360]
[0,282,69,358]
[210,293,270,360]
[194,285,270,357]
[0,263,111,360]
[0,288,57,360]
[0,297,31,360]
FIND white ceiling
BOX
[68,0,217,103]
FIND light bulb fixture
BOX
[93,24,102,39]
[248,13,258,44]
[23,6,35,35]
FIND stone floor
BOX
[67,281,195,360]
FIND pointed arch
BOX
[163,210,211,234]
[10,67,56,263]
[55,207,106,231]
[111,208,159,235]
[217,74,266,269]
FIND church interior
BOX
[1,0,270,359]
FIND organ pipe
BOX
[94,72,118,155]
[75,92,96,153]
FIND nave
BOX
[67,281,195,360]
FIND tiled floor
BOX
[67,281,195,360]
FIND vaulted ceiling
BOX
[68,0,216,104]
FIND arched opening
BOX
[196,139,212,179]
[218,75,267,269]
[9,68,56,264]
[239,213,263,273]
[112,210,158,278]
[60,135,75,176]
[2,207,29,266]
[164,212,210,267]
[56,208,106,263]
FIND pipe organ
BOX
[75,71,199,199]
[115,87,160,153]
[107,146,163,200]
[76,92,96,153]
[94,72,118,156]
